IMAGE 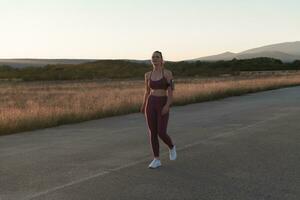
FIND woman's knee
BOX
[149,130,158,138]
[157,130,168,138]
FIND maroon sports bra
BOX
[149,69,170,90]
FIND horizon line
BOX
[1,40,299,62]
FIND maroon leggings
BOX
[145,95,174,157]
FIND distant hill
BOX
[0,59,98,68]
[1,57,299,81]
[122,59,151,64]
[1,41,299,68]
[190,52,236,61]
[236,51,300,63]
[191,41,300,63]
[0,58,152,68]
[240,41,300,55]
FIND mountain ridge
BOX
[191,41,300,63]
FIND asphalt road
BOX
[0,86,299,200]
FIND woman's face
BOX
[151,52,162,66]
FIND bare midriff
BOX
[149,89,167,97]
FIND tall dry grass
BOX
[1,74,300,136]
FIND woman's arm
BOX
[140,72,150,113]
[165,70,174,107]
[161,70,174,115]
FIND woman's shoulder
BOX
[144,71,152,79]
[163,69,173,79]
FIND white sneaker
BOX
[169,145,177,160]
[148,159,161,169]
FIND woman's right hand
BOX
[140,105,146,114]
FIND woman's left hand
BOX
[161,105,170,115]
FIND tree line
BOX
[0,57,299,81]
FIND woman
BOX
[140,51,177,169]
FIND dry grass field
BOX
[1,72,300,136]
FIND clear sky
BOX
[0,0,299,61]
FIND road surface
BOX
[0,86,299,200]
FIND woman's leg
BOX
[145,96,160,158]
[157,97,174,149]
